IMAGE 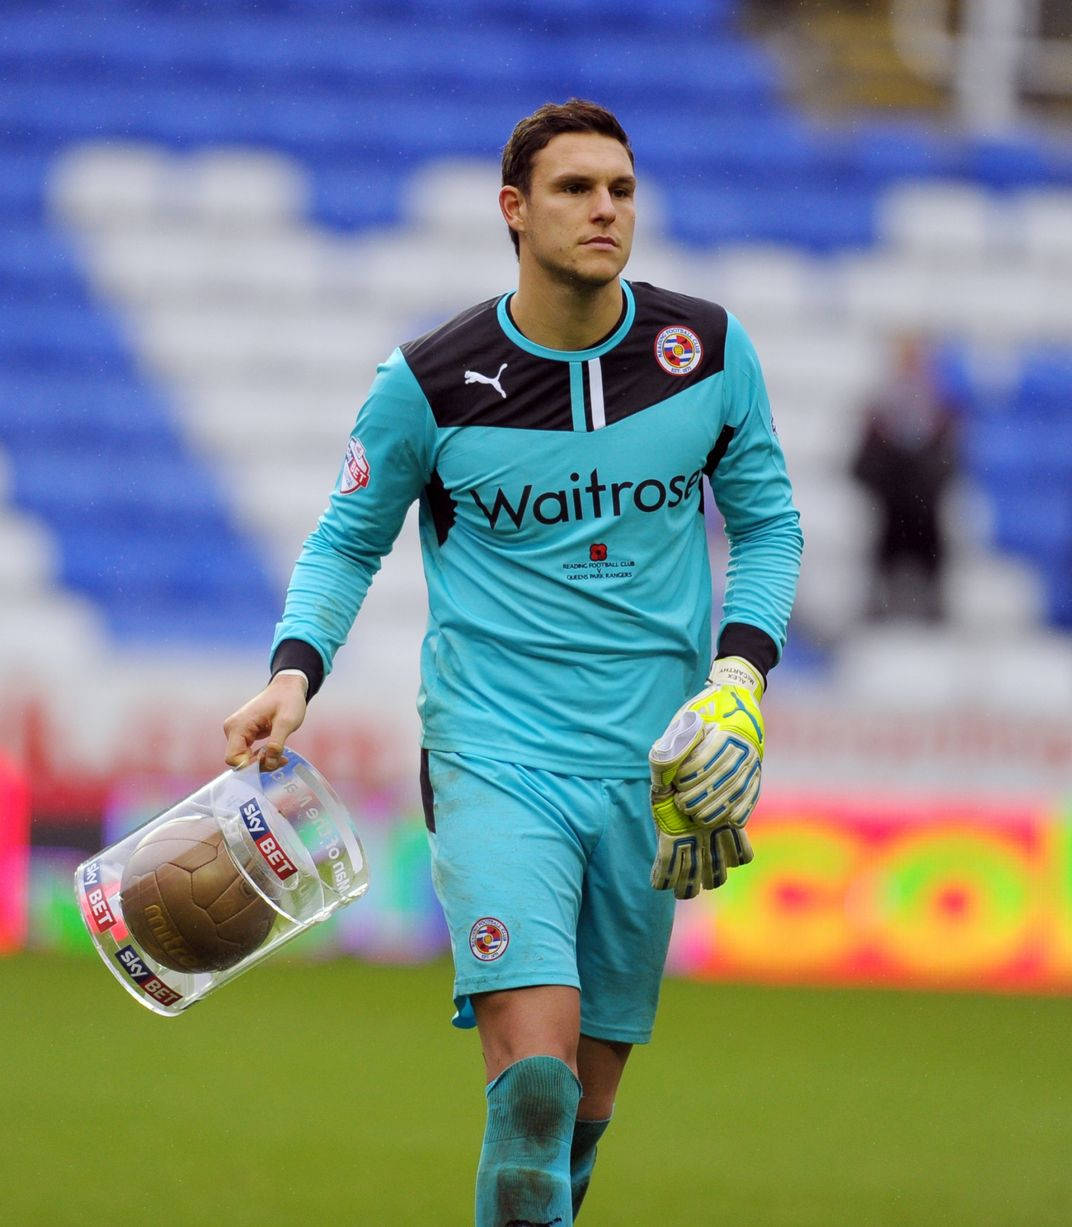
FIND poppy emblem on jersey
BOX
[340,436,371,494]
[654,326,703,376]
[469,917,509,962]
[590,543,608,561]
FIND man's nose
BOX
[591,187,616,221]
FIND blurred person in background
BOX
[223,99,801,1225]
[852,332,958,621]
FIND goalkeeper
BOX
[224,99,801,1225]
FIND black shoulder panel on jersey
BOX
[704,424,736,476]
[422,466,456,546]
[401,297,574,431]
[599,282,728,427]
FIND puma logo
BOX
[464,362,508,399]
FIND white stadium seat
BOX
[1014,189,1072,267]
[0,592,109,676]
[48,142,174,228]
[708,244,828,321]
[179,148,310,230]
[876,180,1000,261]
[945,553,1045,631]
[0,510,60,591]
[402,160,507,240]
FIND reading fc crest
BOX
[654,326,703,376]
[469,917,509,962]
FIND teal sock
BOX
[569,1116,611,1219]
[475,1055,582,1227]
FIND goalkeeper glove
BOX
[649,656,765,899]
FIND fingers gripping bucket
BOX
[74,751,368,1016]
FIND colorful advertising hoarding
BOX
[669,794,1072,993]
[16,775,1072,995]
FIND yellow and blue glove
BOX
[649,656,765,899]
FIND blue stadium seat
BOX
[1018,349,1072,413]
[846,119,968,185]
[10,452,233,536]
[0,301,131,373]
[275,92,520,163]
[633,111,823,183]
[0,372,178,454]
[1048,564,1072,629]
[59,527,273,602]
[0,151,48,221]
[9,444,282,646]
[309,163,409,232]
[0,77,275,149]
[102,599,281,646]
[0,224,87,303]
[558,36,778,108]
[394,0,733,30]
[665,181,875,251]
[956,342,1071,634]
[969,132,1072,189]
[991,489,1072,564]
[965,414,1072,484]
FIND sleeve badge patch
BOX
[340,436,371,493]
[469,917,509,962]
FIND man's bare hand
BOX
[223,673,308,772]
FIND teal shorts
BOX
[421,749,676,1045]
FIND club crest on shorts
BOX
[340,436,371,494]
[469,916,509,962]
[654,326,702,376]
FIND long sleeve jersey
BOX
[272,279,803,778]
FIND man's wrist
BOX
[272,668,309,698]
[707,656,765,700]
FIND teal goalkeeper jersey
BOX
[272,280,802,778]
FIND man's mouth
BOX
[583,236,618,248]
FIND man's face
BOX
[505,131,636,289]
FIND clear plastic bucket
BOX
[74,750,368,1016]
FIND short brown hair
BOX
[500,99,634,254]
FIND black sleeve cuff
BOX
[716,622,779,683]
[270,638,326,700]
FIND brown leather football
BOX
[120,815,274,973]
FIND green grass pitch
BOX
[3,949,1071,1225]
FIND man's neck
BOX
[509,275,624,352]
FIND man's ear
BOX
[499,184,525,239]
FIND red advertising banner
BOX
[0,751,30,951]
[668,793,1072,993]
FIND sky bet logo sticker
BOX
[339,436,371,494]
[240,799,298,882]
[81,859,117,933]
[114,945,182,1007]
